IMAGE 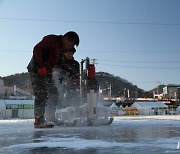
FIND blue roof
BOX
[133,101,168,108]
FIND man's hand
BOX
[38,67,47,77]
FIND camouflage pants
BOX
[29,72,58,121]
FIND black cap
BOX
[64,31,80,46]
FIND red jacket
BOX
[27,35,63,73]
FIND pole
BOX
[80,59,85,105]
[109,84,112,99]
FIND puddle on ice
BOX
[1,119,180,153]
[1,136,180,154]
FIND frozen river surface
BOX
[1,116,180,154]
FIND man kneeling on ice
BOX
[45,47,80,124]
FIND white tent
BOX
[131,101,168,115]
[110,103,118,110]
[119,105,124,110]
[176,106,180,115]
[118,105,125,115]
[110,103,125,116]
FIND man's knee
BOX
[47,94,59,107]
[48,86,58,96]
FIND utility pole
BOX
[134,85,138,98]
[156,81,161,94]
[127,89,130,98]
[109,84,112,99]
[13,85,17,96]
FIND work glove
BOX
[38,67,47,77]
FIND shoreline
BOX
[114,115,180,120]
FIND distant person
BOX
[27,31,80,128]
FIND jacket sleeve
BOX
[33,35,56,68]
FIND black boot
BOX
[34,114,55,128]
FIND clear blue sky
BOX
[0,0,180,91]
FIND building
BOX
[163,84,180,100]
[3,85,33,99]
[0,99,34,119]
[0,80,33,99]
[153,93,165,100]
[0,79,4,94]
[123,106,138,115]
[131,101,169,115]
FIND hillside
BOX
[0,72,145,98]
[0,72,31,89]
[96,72,144,98]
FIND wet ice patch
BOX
[1,136,180,153]
[153,137,180,150]
[1,136,143,152]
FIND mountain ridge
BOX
[0,72,147,97]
